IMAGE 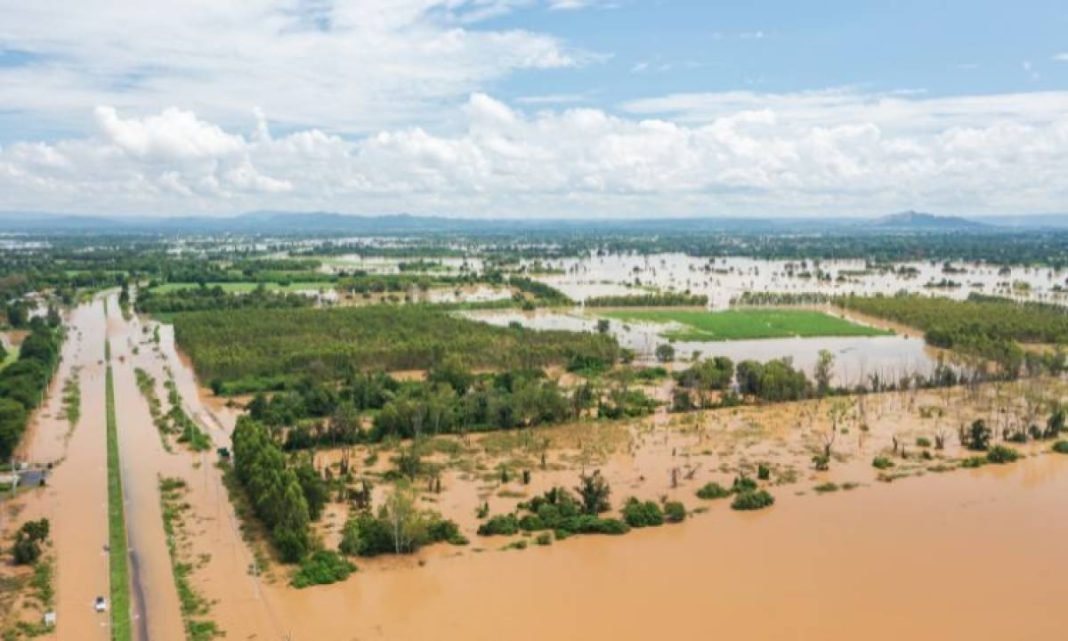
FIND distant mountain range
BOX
[873,211,985,229]
[0,209,1065,235]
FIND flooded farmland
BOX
[529,254,1068,308]
[465,308,942,386]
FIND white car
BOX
[94,597,107,613]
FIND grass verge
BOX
[159,477,222,641]
[106,360,132,641]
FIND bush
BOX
[477,514,520,537]
[757,464,771,481]
[813,482,839,494]
[427,518,469,546]
[960,456,986,468]
[872,456,895,470]
[986,445,1020,464]
[339,513,396,557]
[663,501,686,523]
[731,490,775,511]
[534,532,552,546]
[916,436,932,448]
[12,537,41,565]
[12,519,50,565]
[291,550,356,588]
[1052,440,1068,454]
[622,498,664,528]
[558,515,629,536]
[696,482,731,500]
[732,475,758,493]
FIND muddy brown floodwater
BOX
[254,453,1068,641]
[151,323,1068,641]
[17,299,111,640]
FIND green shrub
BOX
[559,515,629,536]
[291,550,356,588]
[731,475,758,493]
[477,514,520,537]
[427,518,469,546]
[960,456,986,468]
[757,464,771,480]
[621,498,664,528]
[534,532,552,546]
[813,482,839,494]
[916,436,932,448]
[986,445,1020,464]
[696,482,731,500]
[731,490,775,511]
[872,456,894,470]
[663,501,686,523]
[1052,440,1068,454]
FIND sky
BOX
[0,0,1067,218]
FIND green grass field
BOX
[105,355,132,641]
[600,308,891,341]
[149,281,332,294]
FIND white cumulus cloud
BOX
[2,90,1068,217]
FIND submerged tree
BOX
[575,470,611,515]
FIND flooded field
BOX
[7,284,1067,641]
[255,452,1068,641]
[529,254,1067,308]
[465,308,942,386]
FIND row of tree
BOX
[0,318,62,457]
[231,417,328,562]
[584,292,708,307]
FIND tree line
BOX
[584,292,708,308]
[0,318,62,457]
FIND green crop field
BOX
[599,308,891,341]
[149,281,332,294]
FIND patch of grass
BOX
[164,380,211,452]
[986,445,1021,464]
[599,309,890,341]
[159,477,223,641]
[872,456,895,470]
[135,368,173,452]
[61,369,81,429]
[813,482,840,494]
[106,363,132,641]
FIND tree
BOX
[382,484,426,555]
[655,343,676,363]
[295,461,329,521]
[575,470,611,514]
[814,349,834,396]
[596,319,611,334]
[428,355,473,395]
[0,398,28,459]
[1046,409,1065,439]
[965,419,992,451]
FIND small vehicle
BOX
[94,596,107,613]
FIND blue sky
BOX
[489,0,1068,101]
[0,0,1066,217]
